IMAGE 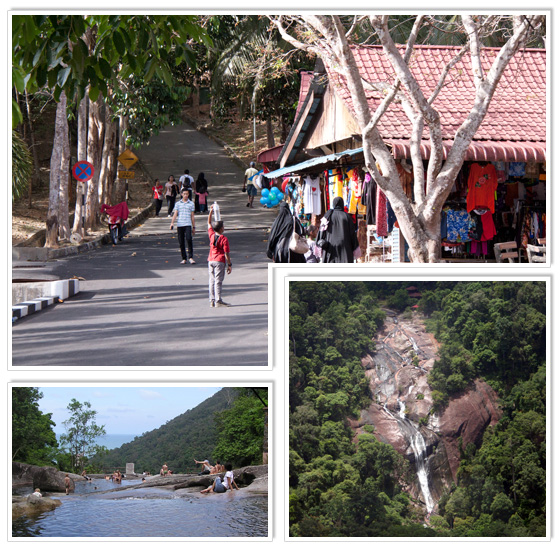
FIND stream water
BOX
[12,481,268,538]
[372,311,436,513]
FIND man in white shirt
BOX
[243,161,259,208]
[179,169,194,194]
[170,189,196,264]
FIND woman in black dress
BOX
[316,196,359,263]
[266,202,306,263]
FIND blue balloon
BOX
[260,196,268,205]
[276,191,284,200]
[270,187,279,195]
[261,188,270,198]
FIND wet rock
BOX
[12,495,62,520]
[354,311,502,513]
[13,462,75,493]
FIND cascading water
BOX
[393,399,434,513]
[371,311,436,514]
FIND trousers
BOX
[208,261,226,301]
[177,226,193,260]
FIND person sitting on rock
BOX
[223,464,239,491]
[211,460,226,474]
[32,488,42,498]
[160,463,169,476]
[200,476,226,494]
[194,459,213,475]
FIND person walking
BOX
[64,473,71,495]
[170,189,196,264]
[207,204,232,307]
[195,172,209,213]
[179,169,194,194]
[316,196,360,263]
[151,178,164,217]
[165,175,179,217]
[266,202,306,263]
[243,161,259,208]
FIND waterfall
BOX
[408,430,434,513]
[394,398,434,513]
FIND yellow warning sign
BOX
[118,170,135,179]
[117,149,139,169]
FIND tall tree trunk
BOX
[57,94,71,241]
[266,118,275,148]
[192,77,200,115]
[24,91,41,208]
[72,96,89,235]
[84,96,105,230]
[98,105,116,206]
[106,120,118,203]
[45,94,68,248]
[114,115,129,203]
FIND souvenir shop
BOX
[265,152,546,263]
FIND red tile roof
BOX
[326,45,546,145]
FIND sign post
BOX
[117,149,139,201]
[72,161,95,239]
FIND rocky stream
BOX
[352,309,502,515]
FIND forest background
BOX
[288,281,547,538]
[12,386,268,475]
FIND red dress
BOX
[466,163,498,213]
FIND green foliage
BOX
[289,282,416,536]
[98,388,234,473]
[386,288,412,312]
[289,280,547,537]
[60,399,107,473]
[213,388,267,467]
[11,15,211,126]
[12,387,58,465]
[11,131,33,200]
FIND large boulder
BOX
[12,495,62,520]
[12,462,75,493]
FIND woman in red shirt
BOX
[151,178,164,217]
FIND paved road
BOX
[11,122,278,368]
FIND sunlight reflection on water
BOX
[13,483,268,538]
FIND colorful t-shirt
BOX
[466,163,498,213]
[152,185,163,200]
[173,199,195,226]
[208,227,230,263]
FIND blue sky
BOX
[36,386,221,435]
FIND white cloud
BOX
[138,389,164,401]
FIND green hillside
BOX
[97,387,239,474]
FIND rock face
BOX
[437,378,501,478]
[12,462,75,493]
[12,495,62,520]
[352,310,501,512]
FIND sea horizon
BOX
[56,433,139,450]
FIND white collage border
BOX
[4,1,559,548]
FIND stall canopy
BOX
[263,147,363,179]
[388,139,546,163]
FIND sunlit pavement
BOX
[11,122,279,368]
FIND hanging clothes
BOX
[303,175,321,216]
[466,163,498,213]
[445,208,471,243]
[376,186,388,237]
[361,173,377,225]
